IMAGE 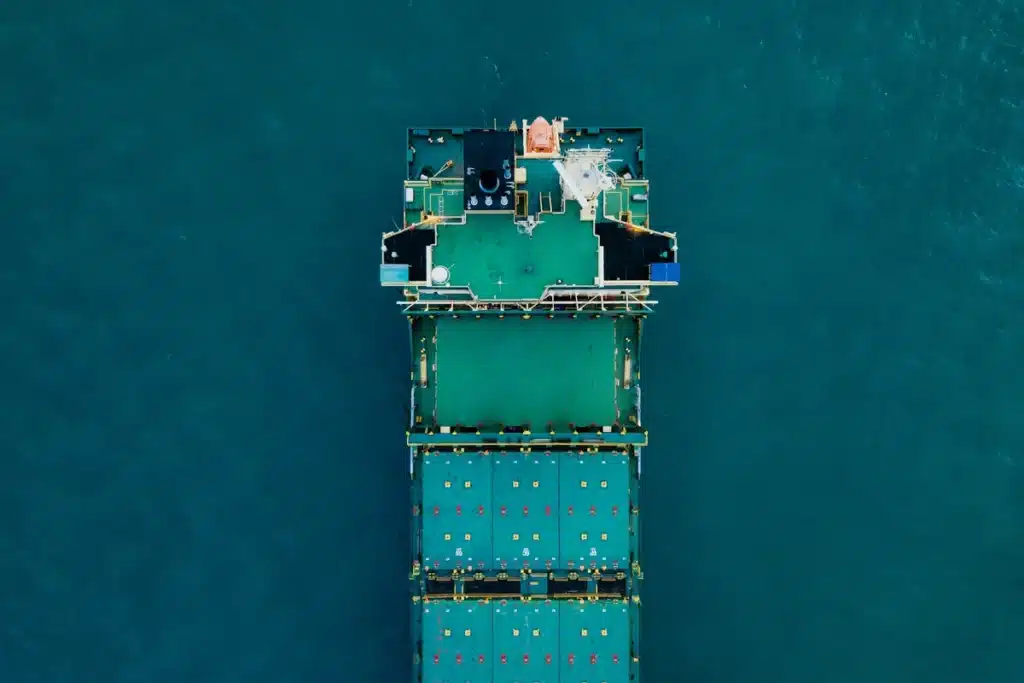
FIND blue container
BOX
[380,263,410,284]
[649,262,681,283]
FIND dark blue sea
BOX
[1,1,1022,681]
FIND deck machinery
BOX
[379,116,680,683]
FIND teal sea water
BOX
[2,1,1022,681]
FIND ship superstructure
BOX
[380,117,679,683]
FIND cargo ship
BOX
[379,116,679,683]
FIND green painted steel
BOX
[431,210,598,299]
[558,600,631,682]
[421,451,493,570]
[418,450,632,572]
[558,452,631,570]
[492,600,560,683]
[421,599,633,683]
[492,451,560,570]
[421,600,493,683]
[413,315,641,432]
[432,316,619,427]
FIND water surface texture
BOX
[1,1,1022,681]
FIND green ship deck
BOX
[379,117,678,683]
[420,450,632,572]
[422,599,634,683]
[414,315,638,429]
[432,208,596,300]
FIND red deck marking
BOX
[544,505,552,516]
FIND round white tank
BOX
[430,265,450,285]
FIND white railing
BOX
[397,290,659,314]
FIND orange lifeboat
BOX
[526,116,554,154]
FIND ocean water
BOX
[1,1,1022,681]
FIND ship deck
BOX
[383,121,672,683]
[432,208,598,300]
[419,450,632,572]
[383,124,678,297]
[422,599,633,683]
[413,314,639,430]
[420,167,654,299]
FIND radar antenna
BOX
[551,147,620,220]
